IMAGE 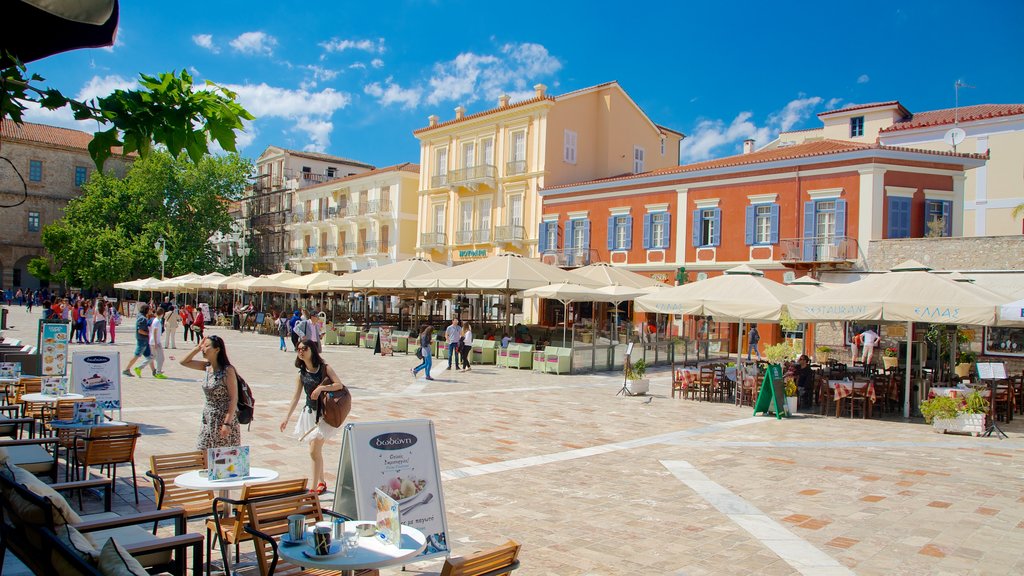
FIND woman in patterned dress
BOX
[179,334,240,450]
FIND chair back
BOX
[148,450,213,516]
[80,425,140,466]
[14,377,42,403]
[698,366,715,385]
[246,491,324,576]
[220,478,310,545]
[440,540,522,576]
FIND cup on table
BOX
[343,527,359,557]
[311,526,332,555]
[287,514,305,540]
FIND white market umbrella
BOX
[569,262,666,289]
[282,271,342,293]
[207,273,247,290]
[114,277,162,290]
[521,283,604,344]
[152,272,201,293]
[182,272,225,290]
[593,285,660,344]
[234,275,304,294]
[322,257,448,291]
[786,275,836,296]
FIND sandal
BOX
[314,481,327,495]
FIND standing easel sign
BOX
[71,351,122,415]
[753,364,788,419]
[333,419,449,561]
[379,326,394,356]
[38,320,70,376]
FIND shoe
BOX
[154,373,167,379]
[133,367,142,377]
[410,368,416,377]
[425,377,435,381]
[122,369,133,377]
[314,481,327,495]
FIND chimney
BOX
[498,94,510,108]
[534,83,547,98]
[454,105,465,120]
[428,114,438,127]
[743,139,755,154]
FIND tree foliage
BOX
[37,151,252,287]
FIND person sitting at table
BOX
[796,354,814,409]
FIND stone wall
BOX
[867,236,1024,271]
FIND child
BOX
[150,307,167,378]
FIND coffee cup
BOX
[287,514,305,540]
[311,526,332,555]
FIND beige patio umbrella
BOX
[181,272,225,290]
[282,271,341,293]
[321,257,447,291]
[113,277,162,290]
[789,259,1012,417]
[234,275,304,294]
[521,283,605,344]
[592,285,661,344]
[206,273,247,290]
[787,275,836,296]
[569,262,666,289]
[152,272,200,292]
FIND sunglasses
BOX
[296,346,309,352]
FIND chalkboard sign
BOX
[753,364,788,419]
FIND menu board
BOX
[41,376,68,396]
[753,364,787,419]
[207,445,250,480]
[0,362,20,380]
[334,420,449,561]
[73,400,104,423]
[976,362,1007,380]
[38,321,70,375]
[379,326,394,356]
[71,351,122,410]
[374,488,401,545]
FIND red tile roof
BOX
[880,104,1024,133]
[543,139,987,192]
[282,149,375,169]
[1,119,97,151]
[817,101,910,118]
[413,95,555,135]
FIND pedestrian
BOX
[178,334,241,450]
[411,325,435,380]
[93,300,107,343]
[860,328,879,364]
[288,310,301,351]
[109,304,119,344]
[70,300,82,343]
[460,323,473,371]
[182,305,195,343]
[25,290,33,313]
[292,310,309,346]
[163,299,178,349]
[150,307,167,379]
[192,305,206,341]
[747,324,761,361]
[279,337,345,495]
[795,354,814,409]
[444,318,461,371]
[276,312,290,351]
[84,300,95,343]
[306,313,322,353]
[123,303,154,377]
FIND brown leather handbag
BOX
[318,366,351,428]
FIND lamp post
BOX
[154,237,167,279]
[238,228,250,276]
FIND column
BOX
[857,167,886,261]
[952,174,966,237]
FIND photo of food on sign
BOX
[81,374,113,391]
[378,475,426,502]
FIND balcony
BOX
[779,236,859,266]
[289,249,304,260]
[494,225,525,245]
[249,174,286,194]
[454,229,491,244]
[430,173,448,189]
[359,241,378,255]
[290,211,306,224]
[341,242,358,256]
[540,248,597,268]
[319,245,337,257]
[326,207,337,219]
[420,232,447,249]
[374,199,393,218]
[448,164,497,190]
[505,160,527,176]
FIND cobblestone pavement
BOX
[4,305,1024,575]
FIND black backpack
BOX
[234,371,255,426]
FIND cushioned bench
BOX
[472,340,497,365]
[507,344,534,369]
[391,330,410,353]
[340,325,360,345]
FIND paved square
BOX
[4,305,1023,574]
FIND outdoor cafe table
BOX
[21,392,85,403]
[278,520,426,576]
[174,467,279,496]
[829,380,876,417]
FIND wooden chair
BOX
[993,380,1014,423]
[670,365,691,399]
[846,381,869,419]
[696,366,715,402]
[72,424,141,504]
[147,450,216,520]
[207,478,309,576]
[440,540,521,576]
[14,377,46,422]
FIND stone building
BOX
[0,121,131,290]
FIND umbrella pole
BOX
[904,320,912,419]
[738,319,745,369]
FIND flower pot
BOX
[626,378,650,396]
[786,396,798,415]
[953,363,972,379]
[882,356,899,370]
[932,413,986,436]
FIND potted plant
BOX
[624,358,649,395]
[882,346,899,370]
[920,390,988,436]
[764,342,799,366]
[784,379,799,415]
[954,350,977,379]
[815,345,832,363]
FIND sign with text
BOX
[334,420,448,561]
[38,321,70,376]
[379,326,394,356]
[71,351,122,410]
[753,364,787,419]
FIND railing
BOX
[290,212,306,224]
[540,248,598,268]
[289,249,304,259]
[448,164,497,186]
[304,212,315,223]
[341,242,357,256]
[505,160,527,176]
[494,225,525,244]
[375,198,393,217]
[337,205,349,218]
[360,241,378,254]
[430,173,448,188]
[327,207,337,218]
[779,236,858,263]
[420,232,447,248]
[249,174,285,194]
[319,245,336,257]
[454,229,491,244]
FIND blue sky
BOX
[21,0,1024,168]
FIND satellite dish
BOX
[943,127,966,147]
[696,272,708,281]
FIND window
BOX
[887,197,911,238]
[802,199,847,260]
[643,212,670,249]
[538,220,558,252]
[745,204,780,245]
[460,200,473,232]
[481,138,494,166]
[510,131,526,162]
[566,219,589,249]
[74,166,88,186]
[28,211,40,232]
[508,195,523,227]
[692,208,721,247]
[850,116,865,138]
[326,167,336,178]
[433,204,446,235]
[435,147,448,180]
[462,141,475,168]
[925,199,952,237]
[301,166,312,180]
[563,129,577,164]
[815,200,837,240]
[633,146,645,173]
[285,193,293,210]
[660,137,666,156]
[29,160,42,182]
[478,197,492,241]
[380,225,390,248]
[607,215,632,250]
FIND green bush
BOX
[919,396,959,423]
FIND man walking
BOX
[445,317,462,371]
[123,303,154,378]
[747,324,761,361]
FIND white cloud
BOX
[825,97,843,109]
[230,31,277,56]
[225,83,351,152]
[425,42,561,106]
[189,66,202,77]
[292,118,334,152]
[100,30,125,53]
[320,38,385,56]
[857,74,870,84]
[305,65,340,82]
[192,33,219,53]
[679,96,824,162]
[349,62,367,70]
[371,58,384,69]
[364,78,422,110]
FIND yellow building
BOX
[766,101,1024,236]
[285,163,420,273]
[413,81,684,264]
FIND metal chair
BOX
[72,424,141,504]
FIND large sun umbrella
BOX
[234,275,304,294]
[113,277,161,290]
[152,272,201,292]
[592,285,660,344]
[181,272,225,290]
[569,262,665,289]
[786,275,836,296]
[790,260,1011,417]
[283,271,341,293]
[207,273,247,290]
[322,258,447,291]
[408,253,601,291]
[5,0,119,63]
[521,283,604,344]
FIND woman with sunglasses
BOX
[279,337,345,495]
[179,335,241,450]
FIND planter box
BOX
[786,396,798,415]
[882,356,899,370]
[933,413,986,436]
[626,378,649,396]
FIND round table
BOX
[22,392,84,403]
[278,521,426,575]
[173,466,279,492]
[48,419,128,430]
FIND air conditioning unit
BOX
[696,272,708,281]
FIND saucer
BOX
[280,533,304,546]
[302,541,344,559]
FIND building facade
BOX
[285,163,420,273]
[0,121,131,290]
[245,146,375,274]
[413,81,683,266]
[767,101,1024,236]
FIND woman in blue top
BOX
[411,325,435,380]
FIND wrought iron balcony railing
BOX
[454,229,492,244]
[430,173,448,188]
[505,160,527,176]
[540,248,597,268]
[448,164,497,187]
[779,236,858,263]
[420,232,447,248]
[494,225,525,244]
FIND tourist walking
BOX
[179,335,240,450]
[192,305,206,341]
[84,300,95,343]
[123,303,154,377]
[445,318,462,371]
[747,324,761,361]
[279,338,346,495]
[306,313,322,353]
[149,308,167,379]
[412,325,435,380]
[288,310,302,351]
[276,312,290,351]
[163,300,179,349]
[109,304,119,344]
[460,323,473,371]
[182,305,195,343]
[92,300,107,343]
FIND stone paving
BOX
[3,304,1024,575]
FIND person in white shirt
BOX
[860,328,879,364]
[459,323,474,371]
[163,301,179,349]
[150,308,167,379]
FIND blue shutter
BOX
[624,216,633,249]
[607,217,616,250]
[887,198,899,238]
[692,209,701,247]
[942,200,952,237]
[744,205,755,245]
[803,201,816,260]
[538,222,548,252]
[564,220,574,249]
[834,199,847,245]
[642,213,652,249]
[769,204,780,244]
[659,212,671,248]
[711,208,721,247]
[582,219,591,249]
[554,221,560,250]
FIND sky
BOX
[20,0,1024,168]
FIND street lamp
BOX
[238,228,251,275]
[154,237,167,279]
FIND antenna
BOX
[948,80,975,152]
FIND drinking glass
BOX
[343,528,359,557]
